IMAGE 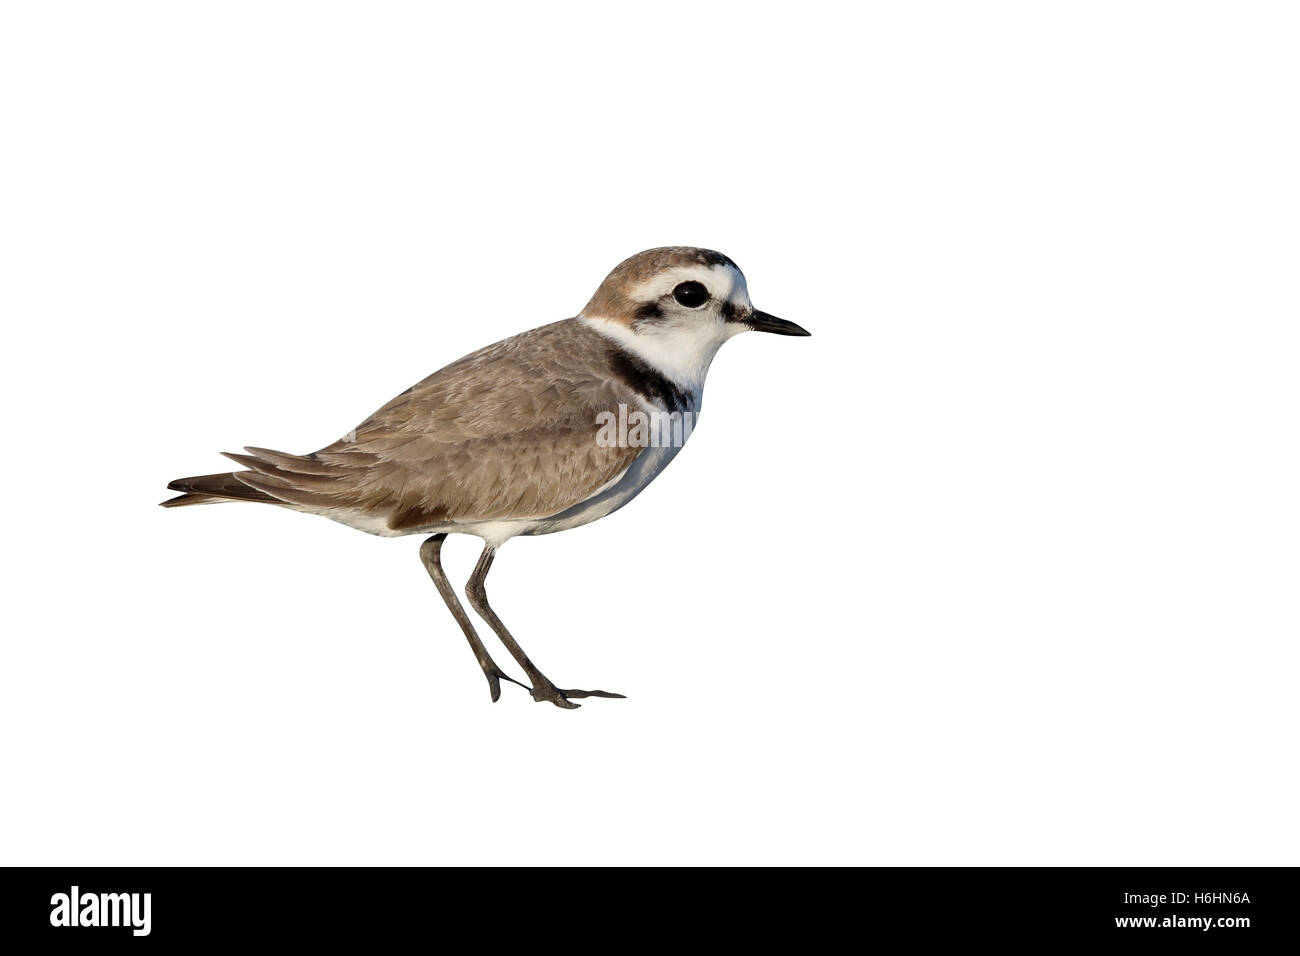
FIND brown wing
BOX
[226,320,644,532]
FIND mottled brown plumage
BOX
[165,319,646,533]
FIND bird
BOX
[162,247,810,708]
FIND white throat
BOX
[580,315,741,394]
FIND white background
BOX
[2,2,1296,866]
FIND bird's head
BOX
[579,247,808,386]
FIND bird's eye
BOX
[672,281,710,308]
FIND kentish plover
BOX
[163,247,810,708]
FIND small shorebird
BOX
[163,247,809,708]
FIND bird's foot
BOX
[529,678,626,710]
[482,664,530,703]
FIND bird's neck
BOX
[579,316,733,396]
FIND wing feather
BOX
[218,320,647,533]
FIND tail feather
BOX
[222,451,350,493]
[163,445,350,510]
[160,471,284,508]
[242,446,349,476]
[160,492,227,508]
[231,471,341,509]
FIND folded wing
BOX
[211,320,644,533]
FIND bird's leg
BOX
[464,544,625,709]
[419,535,529,703]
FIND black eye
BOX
[672,281,710,308]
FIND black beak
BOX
[748,310,811,336]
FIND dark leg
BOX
[464,544,625,709]
[420,534,528,702]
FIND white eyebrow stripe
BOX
[629,263,751,307]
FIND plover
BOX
[163,247,810,708]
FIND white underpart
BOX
[318,507,540,546]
